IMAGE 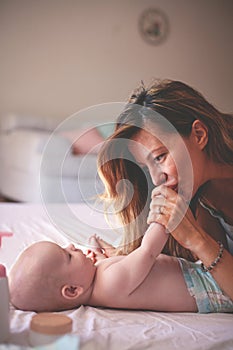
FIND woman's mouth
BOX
[169,184,178,192]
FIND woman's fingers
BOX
[148,187,207,250]
[147,186,189,233]
[151,184,168,198]
[147,207,169,227]
[151,184,178,202]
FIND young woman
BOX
[97,79,233,301]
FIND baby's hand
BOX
[88,234,116,257]
[88,234,104,252]
[86,249,107,263]
[86,235,108,263]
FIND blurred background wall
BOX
[0,0,233,120]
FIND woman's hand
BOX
[148,185,233,300]
[147,185,202,252]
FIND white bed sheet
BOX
[0,203,233,350]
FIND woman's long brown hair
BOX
[97,79,233,259]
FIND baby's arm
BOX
[141,222,169,258]
[103,223,169,296]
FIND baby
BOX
[9,224,233,314]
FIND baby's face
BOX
[33,241,97,290]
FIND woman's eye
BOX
[154,153,166,163]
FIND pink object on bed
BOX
[0,264,6,277]
[0,232,13,248]
[60,127,104,155]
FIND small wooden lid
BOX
[30,313,72,335]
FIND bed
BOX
[0,203,233,350]
[0,104,120,203]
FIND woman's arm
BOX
[193,231,233,299]
[147,185,233,300]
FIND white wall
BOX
[0,0,233,121]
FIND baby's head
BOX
[9,241,96,312]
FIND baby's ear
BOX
[61,285,84,300]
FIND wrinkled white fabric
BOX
[1,204,233,350]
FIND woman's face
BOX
[128,126,206,200]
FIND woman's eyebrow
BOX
[147,147,166,160]
[134,147,166,167]
[150,146,166,155]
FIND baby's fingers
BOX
[88,234,102,252]
[95,237,116,257]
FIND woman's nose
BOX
[149,165,166,186]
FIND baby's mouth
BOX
[86,251,96,263]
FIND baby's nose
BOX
[67,243,76,251]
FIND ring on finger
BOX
[156,206,163,215]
